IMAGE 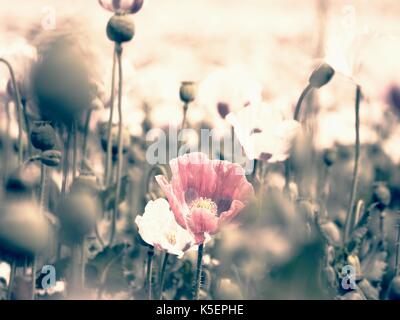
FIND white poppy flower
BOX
[227,102,301,162]
[135,198,194,258]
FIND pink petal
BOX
[155,175,187,229]
[187,208,219,242]
[219,200,246,226]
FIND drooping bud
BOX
[179,81,197,103]
[106,14,135,43]
[309,63,335,89]
[30,121,57,151]
[100,124,131,156]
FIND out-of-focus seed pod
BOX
[106,14,135,43]
[320,221,341,245]
[100,124,131,156]
[57,193,98,244]
[40,150,62,167]
[5,164,40,194]
[373,183,391,210]
[179,81,197,103]
[0,200,49,257]
[388,276,400,300]
[323,149,337,167]
[30,121,56,151]
[215,278,243,300]
[309,63,335,89]
[70,173,99,195]
[31,36,93,125]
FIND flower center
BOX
[190,197,217,215]
[166,232,177,245]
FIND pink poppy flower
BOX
[99,0,145,14]
[155,152,254,244]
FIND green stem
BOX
[109,44,123,247]
[72,121,78,180]
[3,101,10,183]
[146,247,154,300]
[31,257,36,300]
[39,163,47,214]
[344,85,361,244]
[178,102,189,153]
[81,109,92,170]
[158,252,169,300]
[193,243,204,300]
[285,84,313,192]
[105,48,117,186]
[61,128,71,195]
[0,58,24,164]
[21,100,32,156]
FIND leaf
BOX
[86,243,129,293]
[100,175,130,211]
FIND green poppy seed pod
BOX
[40,150,62,167]
[0,200,49,257]
[70,173,99,195]
[388,276,400,300]
[57,193,99,244]
[106,14,135,43]
[179,81,197,103]
[373,183,391,210]
[309,63,335,89]
[323,148,337,167]
[30,121,57,151]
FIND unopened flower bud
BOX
[100,124,131,155]
[106,14,135,43]
[179,81,197,103]
[373,183,391,210]
[309,63,335,89]
[323,148,337,167]
[40,150,62,167]
[30,121,56,151]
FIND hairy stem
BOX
[81,109,92,170]
[109,45,123,247]
[158,252,169,300]
[193,243,204,300]
[146,247,154,300]
[105,48,117,186]
[61,128,71,195]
